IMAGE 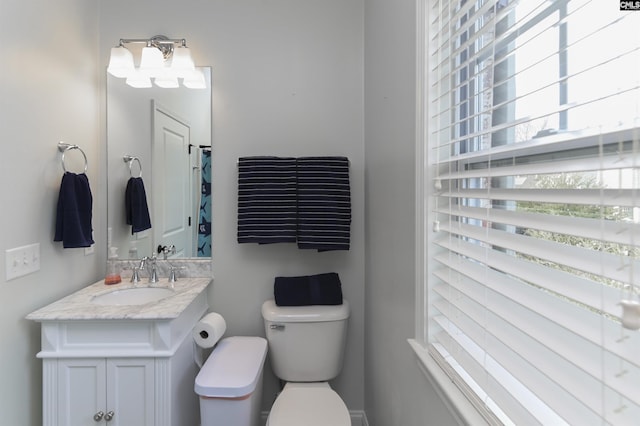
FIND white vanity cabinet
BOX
[27,278,212,426]
[55,357,154,425]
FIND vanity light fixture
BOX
[107,35,206,89]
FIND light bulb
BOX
[107,46,134,78]
[171,46,195,77]
[139,46,164,76]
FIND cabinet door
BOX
[57,359,106,426]
[106,358,155,426]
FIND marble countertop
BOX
[26,277,211,321]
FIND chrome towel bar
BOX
[123,155,143,178]
[58,141,88,174]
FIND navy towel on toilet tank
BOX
[274,272,343,306]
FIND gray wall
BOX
[99,0,365,415]
[0,0,459,424]
[0,1,104,425]
[364,0,457,424]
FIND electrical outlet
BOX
[5,243,40,281]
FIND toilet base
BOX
[266,382,350,426]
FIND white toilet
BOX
[261,299,351,426]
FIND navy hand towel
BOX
[237,156,298,244]
[296,157,351,251]
[125,177,152,234]
[274,272,343,306]
[54,172,94,248]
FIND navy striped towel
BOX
[296,157,351,251]
[237,156,298,244]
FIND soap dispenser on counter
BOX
[105,246,122,285]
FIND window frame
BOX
[409,1,491,424]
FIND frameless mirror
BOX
[107,67,212,260]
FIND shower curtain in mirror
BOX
[198,149,211,257]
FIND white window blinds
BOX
[427,1,640,424]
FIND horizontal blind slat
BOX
[435,205,640,247]
[431,304,601,426]
[432,276,640,410]
[432,127,638,166]
[440,188,638,207]
[431,259,640,369]
[428,342,545,426]
[437,219,639,286]
[433,236,621,318]
[436,151,636,179]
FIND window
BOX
[413,1,640,424]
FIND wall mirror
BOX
[106,67,212,260]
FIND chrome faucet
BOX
[130,266,142,284]
[157,244,176,260]
[139,255,159,283]
[168,265,186,283]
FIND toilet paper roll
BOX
[193,312,227,349]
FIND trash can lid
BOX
[195,336,268,398]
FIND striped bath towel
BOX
[296,157,351,251]
[237,156,298,244]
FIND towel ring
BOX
[123,155,143,178]
[58,142,88,174]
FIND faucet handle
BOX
[168,265,186,283]
[157,244,176,260]
[138,255,154,270]
[122,265,142,284]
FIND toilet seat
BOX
[267,382,350,426]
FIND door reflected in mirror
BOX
[107,67,212,260]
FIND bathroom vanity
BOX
[27,277,211,426]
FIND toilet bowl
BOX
[266,382,350,426]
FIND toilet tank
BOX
[261,299,349,382]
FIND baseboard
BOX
[351,410,369,426]
[261,410,369,426]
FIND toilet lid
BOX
[268,383,350,426]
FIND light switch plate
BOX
[5,243,40,281]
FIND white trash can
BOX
[195,336,268,426]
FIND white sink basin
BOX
[91,287,175,306]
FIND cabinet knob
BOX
[105,411,115,421]
[93,411,104,421]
